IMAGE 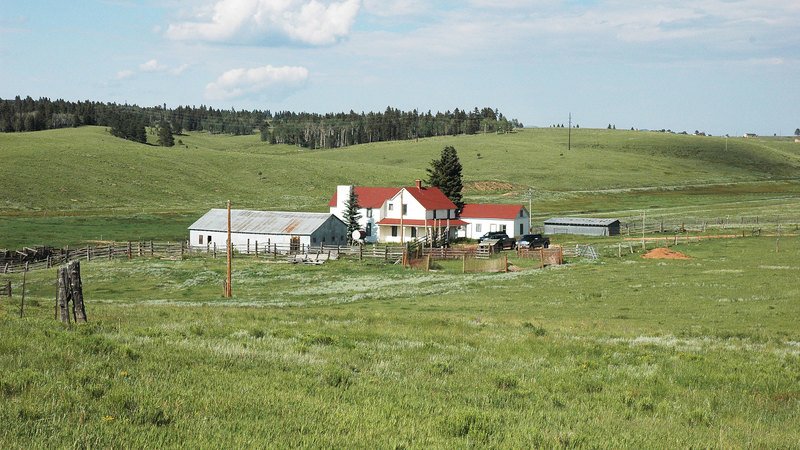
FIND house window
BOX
[366,223,372,236]
[411,227,417,238]
[520,210,524,217]
[500,225,507,233]
[433,210,437,219]
[366,208,372,218]
[476,224,482,233]
[198,235,203,244]
[207,236,212,244]
[402,204,408,215]
[519,223,524,235]
[388,203,394,211]
[312,237,317,243]
[391,226,398,237]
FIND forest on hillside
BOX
[0,96,521,149]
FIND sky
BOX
[1,0,798,136]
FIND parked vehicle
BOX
[478,231,516,249]
[516,234,550,249]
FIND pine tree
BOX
[158,120,174,147]
[343,187,362,244]
[426,146,464,212]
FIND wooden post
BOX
[213,243,217,259]
[181,241,185,258]
[127,241,132,259]
[776,238,780,253]
[384,247,389,261]
[226,200,232,298]
[359,244,363,261]
[150,240,154,257]
[69,261,87,323]
[540,247,545,269]
[255,241,259,257]
[138,242,142,257]
[462,254,466,273]
[57,266,70,325]
[618,243,621,258]
[247,239,250,255]
[504,254,509,273]
[273,243,277,260]
[19,263,28,318]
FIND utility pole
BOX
[568,112,572,151]
[528,188,533,232]
[226,200,232,298]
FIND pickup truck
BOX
[478,231,516,250]
[516,233,550,249]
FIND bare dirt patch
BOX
[464,181,515,192]
[642,248,691,260]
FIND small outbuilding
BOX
[543,217,621,236]
[189,209,348,250]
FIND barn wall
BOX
[308,216,348,245]
[544,224,610,236]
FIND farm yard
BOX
[1,126,800,447]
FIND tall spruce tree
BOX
[157,119,175,147]
[343,187,362,244]
[427,146,464,212]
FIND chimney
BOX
[415,179,422,189]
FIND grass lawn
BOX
[2,236,798,447]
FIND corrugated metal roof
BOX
[189,209,341,235]
[544,217,620,226]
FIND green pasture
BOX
[2,126,800,247]
[1,236,798,447]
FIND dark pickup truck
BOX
[516,234,550,249]
[478,231,516,250]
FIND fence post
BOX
[213,243,217,259]
[19,262,28,318]
[273,243,277,260]
[127,242,132,259]
[359,245,363,261]
[247,239,250,255]
[181,241,185,258]
[384,247,389,261]
[150,241,154,257]
[462,254,466,274]
[255,241,259,258]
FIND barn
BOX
[189,209,348,250]
[543,217,621,236]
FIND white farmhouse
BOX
[189,209,347,250]
[329,185,400,243]
[330,180,467,244]
[458,204,530,239]
[377,180,467,243]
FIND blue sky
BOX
[1,0,798,136]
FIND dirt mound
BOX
[642,247,690,260]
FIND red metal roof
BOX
[459,203,525,220]
[328,186,400,209]
[377,218,468,227]
[402,186,457,210]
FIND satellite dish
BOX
[351,230,366,241]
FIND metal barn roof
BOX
[189,209,341,236]
[544,217,620,227]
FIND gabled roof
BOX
[401,186,456,210]
[460,204,525,220]
[189,209,343,235]
[328,187,399,209]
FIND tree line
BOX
[262,107,522,149]
[0,96,522,149]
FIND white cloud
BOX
[139,59,168,72]
[204,65,310,101]
[167,0,360,46]
[116,69,134,80]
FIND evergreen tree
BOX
[426,146,464,212]
[795,128,800,136]
[343,187,362,244]
[158,120,175,147]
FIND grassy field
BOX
[2,126,799,247]
[1,236,798,447]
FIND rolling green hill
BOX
[1,126,799,247]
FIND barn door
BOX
[290,236,300,253]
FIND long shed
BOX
[543,217,621,236]
[189,209,348,250]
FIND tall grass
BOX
[1,236,798,447]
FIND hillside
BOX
[1,126,799,246]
